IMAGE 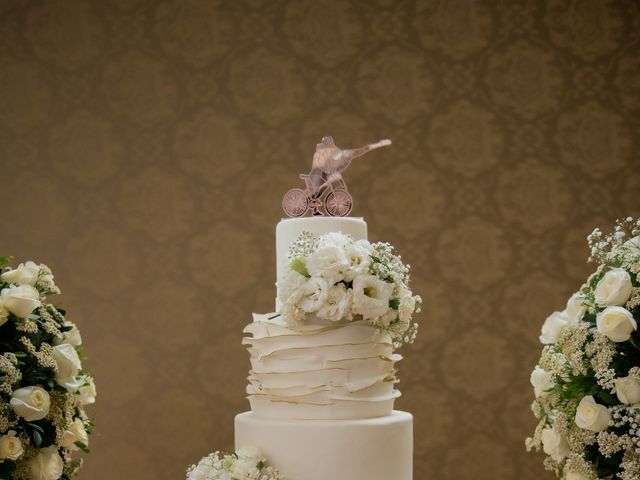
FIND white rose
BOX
[541,427,569,462]
[60,417,88,450]
[0,300,8,327]
[564,293,587,322]
[575,395,612,432]
[56,322,82,346]
[0,284,41,318]
[77,376,97,406]
[343,240,372,282]
[352,274,393,320]
[595,268,633,307]
[615,375,640,405]
[0,261,40,285]
[317,283,352,322]
[530,366,554,398]
[29,446,64,480]
[398,293,416,323]
[539,311,571,345]
[10,386,50,421]
[52,344,82,390]
[297,276,329,313]
[0,431,23,461]
[596,306,637,342]
[306,245,349,285]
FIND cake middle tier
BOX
[243,313,401,420]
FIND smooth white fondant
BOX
[235,410,413,480]
[275,217,367,309]
[244,314,400,419]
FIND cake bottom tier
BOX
[234,410,413,480]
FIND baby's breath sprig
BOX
[287,231,319,261]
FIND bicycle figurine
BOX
[282,136,392,217]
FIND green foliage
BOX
[0,256,12,267]
[0,460,16,480]
[289,258,310,278]
[389,298,400,310]
[74,441,90,454]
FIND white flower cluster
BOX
[278,232,421,347]
[0,258,96,480]
[527,222,640,479]
[187,447,284,480]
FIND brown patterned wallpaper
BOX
[1,0,639,478]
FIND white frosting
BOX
[275,217,367,309]
[244,313,400,420]
[235,410,413,480]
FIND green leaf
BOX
[256,460,265,471]
[290,258,310,278]
[32,430,43,448]
[389,298,400,310]
[13,351,28,358]
[0,256,13,267]
[74,441,91,453]
[0,460,16,479]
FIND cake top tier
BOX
[275,217,367,305]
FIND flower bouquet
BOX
[277,231,421,347]
[0,257,96,480]
[187,447,284,480]
[527,218,640,479]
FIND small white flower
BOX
[0,284,41,318]
[541,426,569,462]
[297,276,329,313]
[615,375,640,405]
[530,366,554,398]
[317,283,352,322]
[0,430,23,461]
[596,306,637,342]
[352,275,393,320]
[539,311,571,345]
[575,395,611,432]
[595,268,633,307]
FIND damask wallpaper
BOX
[1,0,639,478]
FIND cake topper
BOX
[282,136,392,217]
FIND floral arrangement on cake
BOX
[0,257,96,480]
[187,447,284,480]
[277,231,421,347]
[526,218,640,480]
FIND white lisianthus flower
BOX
[29,446,64,480]
[317,283,352,322]
[541,427,569,462]
[57,321,82,346]
[530,366,554,398]
[343,240,372,282]
[52,344,82,391]
[595,268,633,307]
[352,275,393,320]
[77,376,97,406]
[60,417,89,450]
[539,311,571,345]
[615,375,640,405]
[0,431,23,461]
[278,270,307,305]
[575,395,612,432]
[298,276,329,313]
[10,386,50,421]
[306,244,349,285]
[596,306,637,342]
[564,293,587,322]
[236,446,262,459]
[1,261,40,285]
[0,284,41,318]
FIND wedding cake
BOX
[233,137,420,480]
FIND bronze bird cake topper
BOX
[282,136,392,217]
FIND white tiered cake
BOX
[235,217,413,480]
